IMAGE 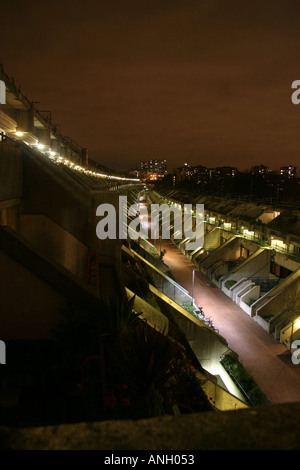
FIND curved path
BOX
[159,239,300,405]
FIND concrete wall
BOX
[235,282,255,305]
[255,315,271,332]
[239,285,261,315]
[18,149,125,298]
[280,321,300,346]
[21,150,91,243]
[126,288,169,334]
[0,137,142,304]
[221,229,236,242]
[243,239,260,255]
[187,226,221,260]
[254,269,300,323]
[197,370,248,411]
[221,248,270,292]
[0,249,66,340]
[0,224,114,343]
[200,236,240,274]
[2,402,299,450]
[258,209,279,224]
[231,279,252,301]
[18,214,88,281]
[192,249,209,266]
[273,251,299,272]
[0,140,23,202]
[0,202,19,231]
[207,260,228,283]
[203,227,221,251]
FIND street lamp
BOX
[159,235,162,258]
[192,269,196,303]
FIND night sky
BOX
[1,0,300,172]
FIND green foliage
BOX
[245,297,256,306]
[99,294,142,339]
[51,294,212,422]
[225,279,237,289]
[221,354,271,406]
[182,301,197,316]
[106,322,211,418]
[111,323,181,418]
[144,291,161,310]
[147,246,159,257]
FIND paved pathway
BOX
[158,239,300,405]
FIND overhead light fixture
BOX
[15,131,24,137]
[295,318,300,329]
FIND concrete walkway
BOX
[159,239,300,405]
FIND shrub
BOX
[225,279,237,289]
[52,295,213,422]
[221,354,271,406]
[182,302,197,316]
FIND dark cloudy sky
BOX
[1,0,300,172]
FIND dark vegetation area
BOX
[221,353,271,407]
[0,295,212,427]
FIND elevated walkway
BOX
[122,244,193,307]
[121,241,248,408]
